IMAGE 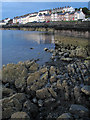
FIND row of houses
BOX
[0,6,85,25]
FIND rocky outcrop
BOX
[1,52,90,120]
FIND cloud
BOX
[1,0,90,2]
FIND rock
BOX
[81,85,90,95]
[57,113,72,120]
[2,95,23,119]
[69,50,76,57]
[30,47,34,49]
[2,88,15,98]
[11,112,30,119]
[39,67,48,74]
[44,98,55,107]
[74,86,81,102]
[64,53,69,58]
[32,97,37,104]
[23,100,38,117]
[44,48,48,51]
[40,72,48,80]
[76,47,87,58]
[57,80,63,90]
[2,63,28,84]
[38,99,43,107]
[15,77,26,89]
[48,87,57,98]
[29,62,39,72]
[36,88,51,99]
[50,75,57,83]
[27,71,40,86]
[61,57,73,62]
[50,66,56,75]
[69,104,89,117]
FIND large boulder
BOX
[27,71,40,86]
[29,62,39,72]
[2,87,15,98]
[11,112,30,119]
[36,88,51,99]
[2,63,28,84]
[23,100,38,117]
[76,47,87,58]
[69,104,89,117]
[1,93,26,119]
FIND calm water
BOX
[2,30,89,67]
[2,30,55,66]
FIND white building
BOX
[4,18,10,23]
[38,10,50,15]
[76,8,85,20]
[63,6,75,12]
[0,21,6,26]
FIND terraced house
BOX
[12,6,85,24]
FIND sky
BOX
[1,1,89,20]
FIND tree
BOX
[82,7,89,15]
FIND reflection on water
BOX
[14,31,55,44]
[2,30,89,66]
[2,30,55,66]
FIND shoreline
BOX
[1,21,90,39]
[1,42,90,120]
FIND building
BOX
[38,9,50,15]
[63,6,75,12]
[0,20,6,26]
[4,18,10,23]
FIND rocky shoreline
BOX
[1,42,90,120]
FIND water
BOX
[2,30,55,66]
[2,30,89,67]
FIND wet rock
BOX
[48,87,57,98]
[40,72,48,80]
[81,85,90,95]
[50,75,57,83]
[76,47,87,58]
[2,88,15,98]
[38,99,43,107]
[61,57,73,62]
[2,63,28,84]
[69,104,89,117]
[2,95,22,119]
[15,77,26,89]
[27,71,40,86]
[50,66,56,75]
[57,113,72,120]
[23,100,38,117]
[74,86,81,103]
[39,67,48,74]
[36,88,51,99]
[29,62,39,72]
[64,53,69,58]
[44,98,56,107]
[32,97,38,104]
[57,80,63,90]
[11,112,30,119]
[44,48,48,51]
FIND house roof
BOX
[69,11,76,15]
[45,14,51,16]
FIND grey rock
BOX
[11,112,30,119]
[57,113,72,120]
[69,104,89,117]
[81,85,90,95]
[36,88,51,99]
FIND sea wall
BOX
[1,21,90,39]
